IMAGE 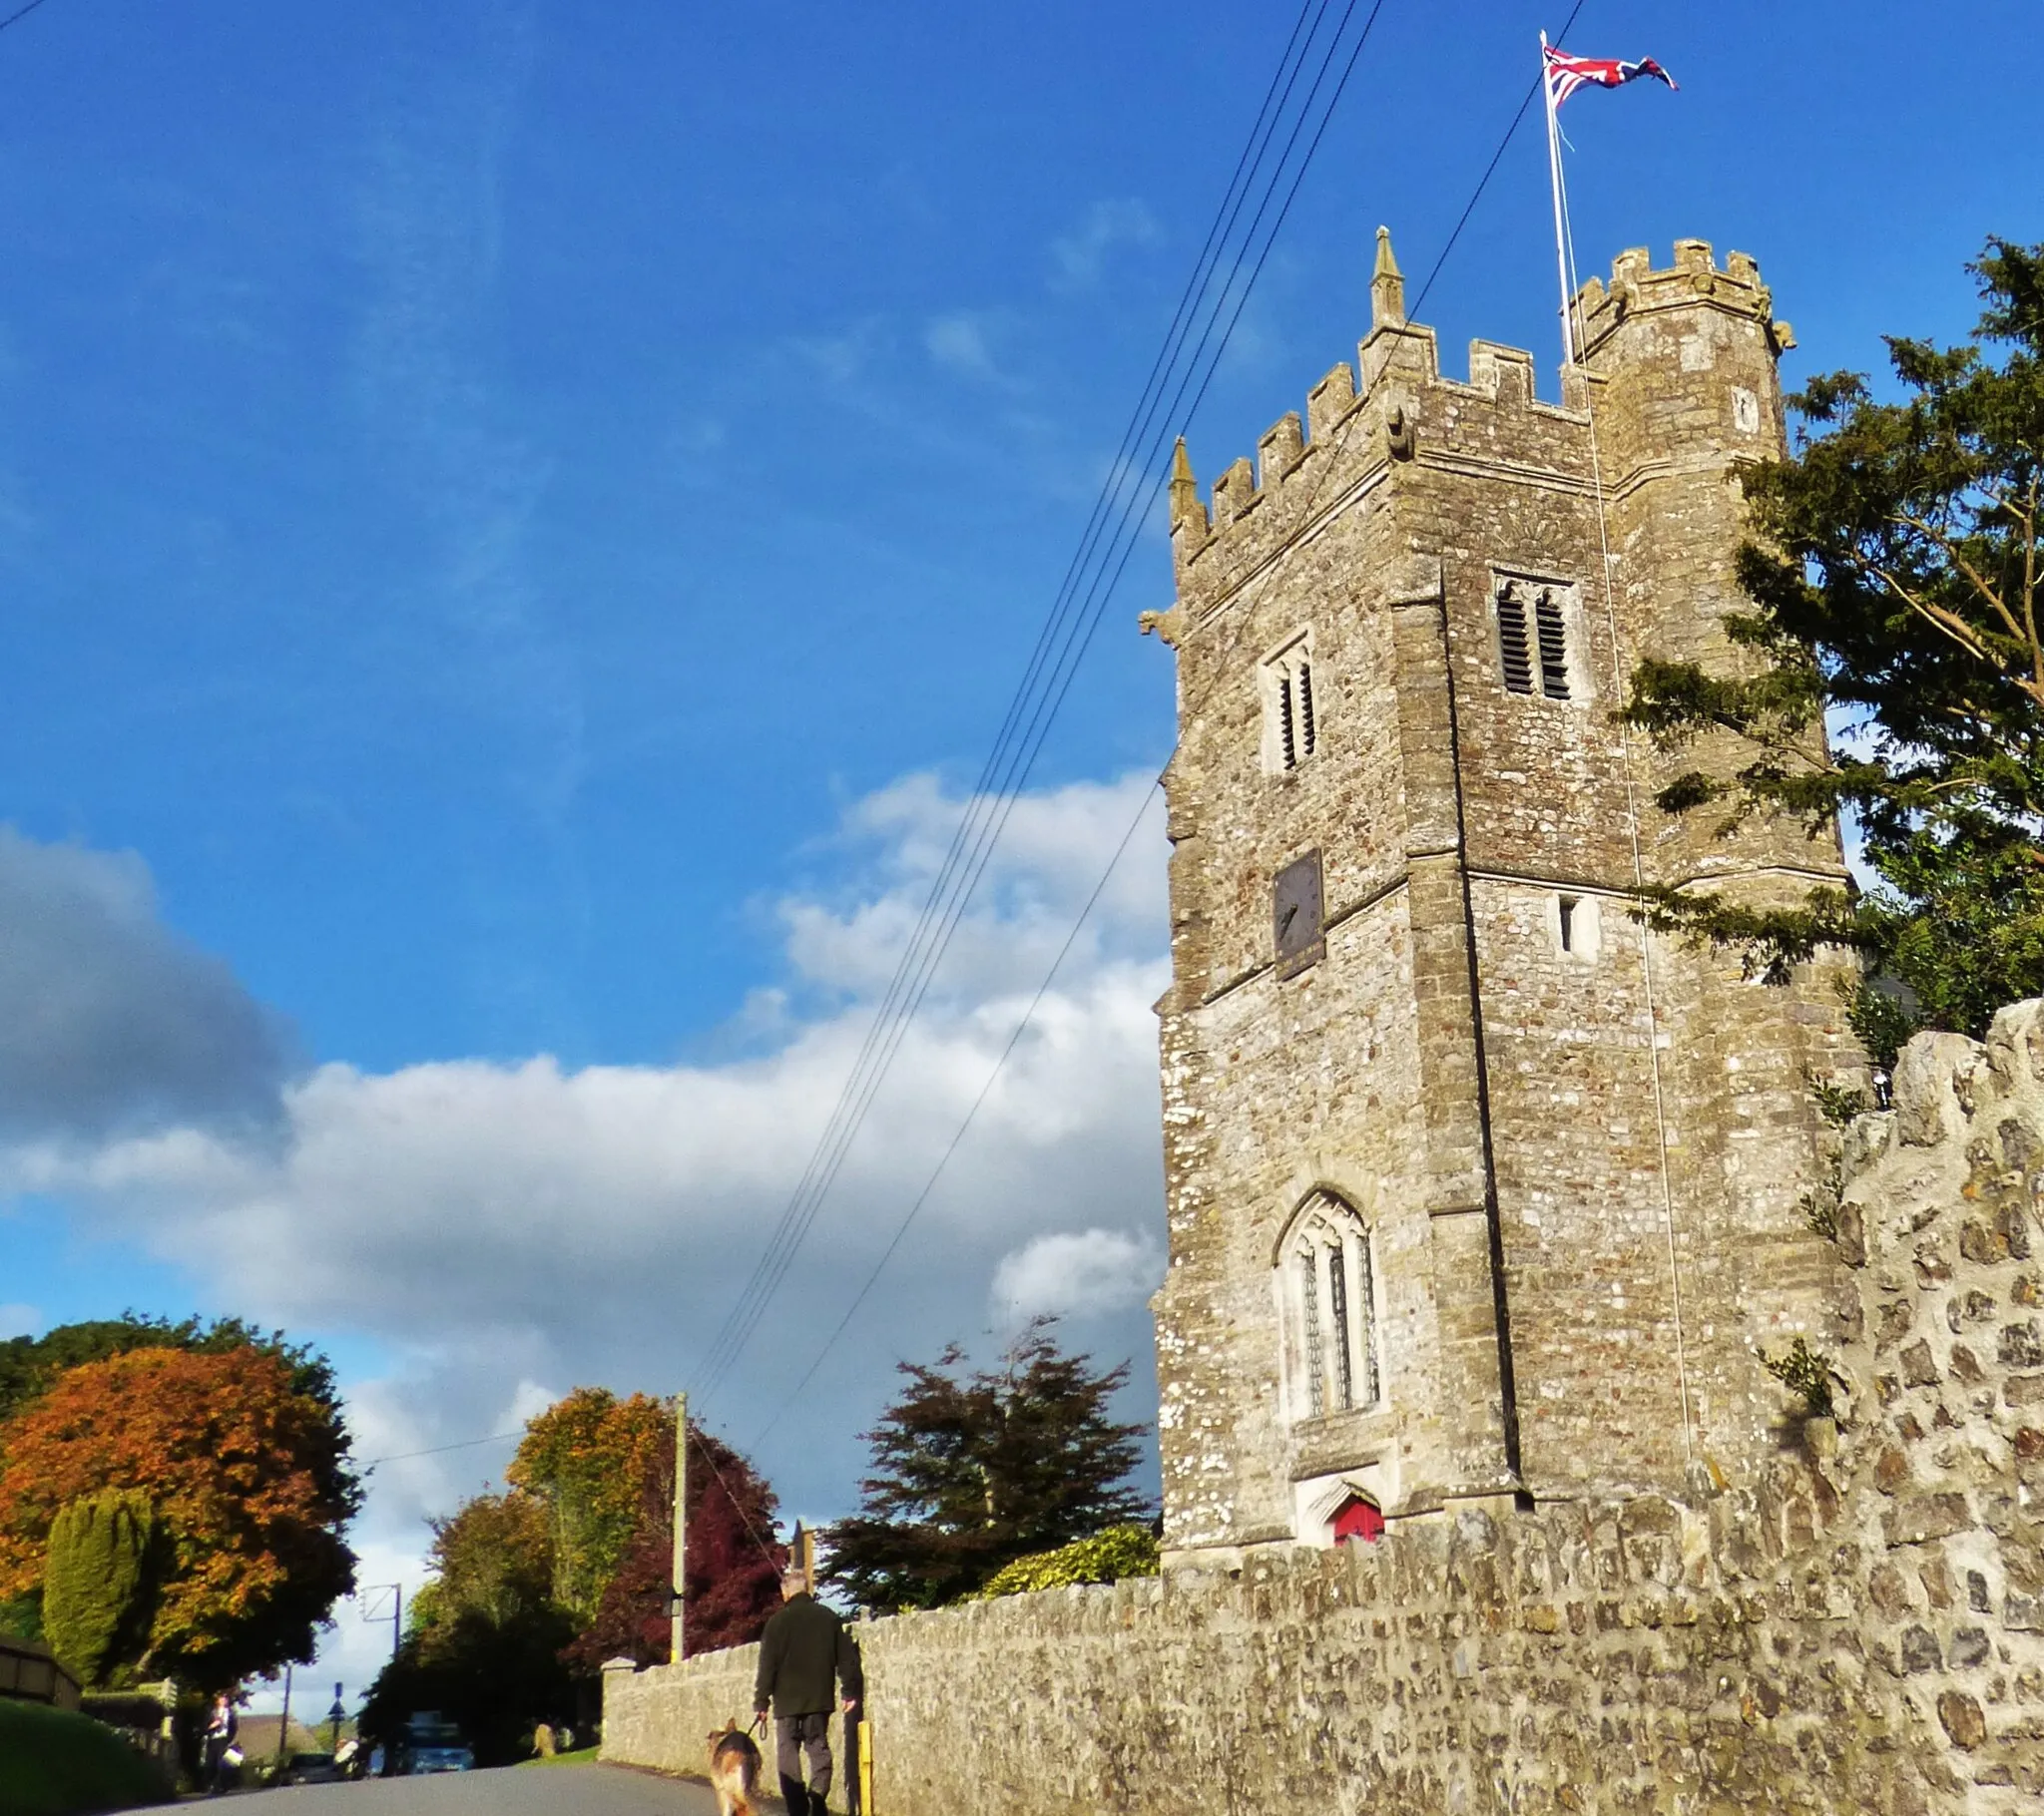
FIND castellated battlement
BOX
[1574,235,1794,356]
[1167,235,1794,606]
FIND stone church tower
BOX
[1145,233,1864,1564]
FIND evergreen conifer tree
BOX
[1624,238,2044,1065]
[825,1319,1151,1610]
[41,1489,159,1688]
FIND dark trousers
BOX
[775,1712,832,1816]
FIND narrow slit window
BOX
[1496,586,1534,693]
[1558,894,1578,952]
[1534,590,1570,698]
[1278,673,1297,769]
[1326,1243,1353,1410]
[1296,660,1316,756]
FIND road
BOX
[146,1764,723,1813]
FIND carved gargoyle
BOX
[1138,606,1187,648]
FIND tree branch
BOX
[1890,508,2027,649]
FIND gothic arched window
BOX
[1281,1192,1380,1420]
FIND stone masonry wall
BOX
[609,1012,2043,1813]
[1150,241,1855,1550]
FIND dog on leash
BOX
[708,1720,764,1816]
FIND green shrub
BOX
[1758,1336,1836,1419]
[0,1698,173,1816]
[967,1524,1158,1601]
[0,1593,43,1643]
[43,1491,158,1689]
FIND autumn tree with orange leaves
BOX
[507,1387,672,1623]
[0,1346,358,1691]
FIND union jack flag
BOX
[1543,44,1679,108]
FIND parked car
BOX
[401,1712,474,1775]
[282,1752,341,1785]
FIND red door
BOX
[1331,1496,1384,1544]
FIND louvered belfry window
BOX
[1496,580,1572,700]
[1534,589,1570,698]
[1265,635,1319,772]
[1496,585,1535,693]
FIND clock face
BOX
[1273,849,1324,976]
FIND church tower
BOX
[1145,234,1863,1564]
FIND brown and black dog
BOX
[708,1720,764,1816]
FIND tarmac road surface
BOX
[146,1764,725,1813]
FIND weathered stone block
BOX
[1999,1321,2044,1368]
[1901,1340,1940,1386]
[1900,1624,1942,1671]
[1936,1689,1988,1749]
[1885,1495,1972,1548]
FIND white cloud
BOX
[991,1228,1163,1328]
[4,771,1169,1707]
[0,1302,39,1340]
[10,770,1174,1692]
[791,318,890,388]
[1050,200,1162,293]
[923,313,1001,382]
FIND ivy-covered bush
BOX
[966,1524,1158,1601]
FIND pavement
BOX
[144,1764,725,1813]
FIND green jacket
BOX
[754,1592,864,1717]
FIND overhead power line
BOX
[755,783,1166,1444]
[0,0,56,36]
[376,3,1596,1473]
[687,0,1391,1413]
[358,1430,523,1468]
[732,2,1597,1434]
[688,0,1363,1401]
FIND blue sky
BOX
[2,0,2038,1698]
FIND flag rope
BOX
[1542,33,1698,1466]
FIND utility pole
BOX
[360,1585,403,1663]
[670,1393,688,1664]
[794,1522,815,1593]
[275,1664,292,1767]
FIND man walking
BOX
[202,1693,239,1794]
[754,1570,863,1816]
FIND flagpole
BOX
[1539,31,1574,369]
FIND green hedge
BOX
[0,1699,173,1816]
[969,1525,1159,1600]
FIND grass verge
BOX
[0,1698,174,1816]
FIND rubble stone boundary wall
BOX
[606,1007,2044,1814]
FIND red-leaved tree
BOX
[564,1419,782,1666]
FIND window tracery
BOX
[1280,1191,1379,1420]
